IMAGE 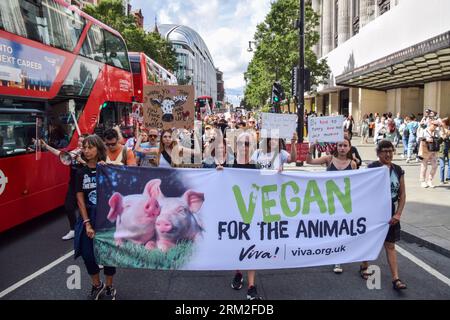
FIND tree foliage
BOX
[244,0,330,109]
[84,0,177,71]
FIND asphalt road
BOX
[0,209,449,300]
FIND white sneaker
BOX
[333,264,343,274]
[427,181,435,188]
[421,182,428,188]
[62,230,75,240]
[406,158,410,163]
[98,264,104,269]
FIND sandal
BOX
[392,279,407,290]
[359,265,372,280]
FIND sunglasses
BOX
[105,142,117,147]
[149,135,158,138]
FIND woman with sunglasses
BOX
[307,137,357,274]
[226,132,260,300]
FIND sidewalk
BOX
[285,138,450,258]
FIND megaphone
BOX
[59,150,81,166]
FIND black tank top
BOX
[327,159,353,171]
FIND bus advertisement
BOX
[0,0,134,232]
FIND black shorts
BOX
[385,222,400,243]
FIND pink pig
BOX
[107,179,161,249]
[148,179,205,252]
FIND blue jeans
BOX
[439,154,450,182]
[402,136,409,156]
[407,136,417,159]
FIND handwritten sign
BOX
[143,85,195,130]
[308,116,344,143]
[260,113,298,139]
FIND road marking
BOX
[0,250,74,298]
[396,245,450,286]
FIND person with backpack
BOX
[103,129,136,166]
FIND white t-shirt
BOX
[159,153,172,168]
[250,149,290,170]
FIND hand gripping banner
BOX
[95,165,391,270]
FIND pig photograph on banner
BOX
[95,165,205,270]
[143,85,195,130]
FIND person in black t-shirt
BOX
[217,132,259,300]
[362,140,407,290]
[74,134,117,300]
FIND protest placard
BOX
[308,115,344,143]
[260,113,298,140]
[143,85,195,130]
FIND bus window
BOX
[104,30,130,71]
[130,61,141,74]
[80,24,106,63]
[0,0,85,52]
[96,102,133,138]
[58,57,101,97]
[0,111,41,157]
[47,99,84,148]
[146,60,158,83]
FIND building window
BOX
[352,0,360,35]
[334,0,338,48]
[378,0,390,15]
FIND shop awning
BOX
[336,31,450,91]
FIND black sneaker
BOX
[246,285,262,300]
[231,272,243,290]
[88,282,105,300]
[102,286,116,300]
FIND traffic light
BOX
[272,81,285,104]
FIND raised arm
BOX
[306,143,331,166]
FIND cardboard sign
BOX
[308,116,344,143]
[143,85,195,130]
[260,113,298,140]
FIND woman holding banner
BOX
[75,135,117,300]
[306,137,357,274]
[363,140,407,290]
[225,132,297,300]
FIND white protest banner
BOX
[308,115,344,143]
[260,113,298,139]
[95,166,391,270]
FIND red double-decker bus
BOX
[129,52,177,103]
[0,0,134,232]
[195,96,214,119]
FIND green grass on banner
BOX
[94,229,194,270]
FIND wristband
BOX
[83,219,91,225]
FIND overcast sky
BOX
[130,0,272,105]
